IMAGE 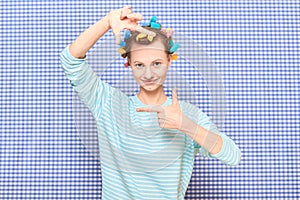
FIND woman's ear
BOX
[167,55,172,68]
[127,58,131,68]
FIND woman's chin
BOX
[142,85,157,92]
[140,83,161,92]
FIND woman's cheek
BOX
[132,70,143,80]
[157,69,167,81]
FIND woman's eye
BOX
[135,64,143,68]
[153,62,162,67]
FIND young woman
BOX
[60,6,241,200]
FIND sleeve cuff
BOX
[210,135,241,166]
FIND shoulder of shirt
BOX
[179,99,198,109]
[178,100,201,116]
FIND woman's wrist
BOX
[102,14,111,32]
[178,114,199,138]
[179,114,223,154]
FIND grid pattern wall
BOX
[1,1,299,199]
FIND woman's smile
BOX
[142,79,159,85]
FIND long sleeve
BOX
[194,109,241,166]
[60,45,113,119]
[181,102,241,166]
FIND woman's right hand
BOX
[107,6,143,44]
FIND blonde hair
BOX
[120,26,172,59]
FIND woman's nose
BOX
[143,66,153,79]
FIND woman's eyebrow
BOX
[151,59,164,63]
[133,61,144,64]
[133,59,164,64]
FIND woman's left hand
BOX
[108,6,143,44]
[136,88,183,130]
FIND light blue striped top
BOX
[60,45,241,200]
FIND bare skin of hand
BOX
[136,88,183,129]
[136,88,223,154]
[108,6,143,44]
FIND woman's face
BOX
[129,40,171,92]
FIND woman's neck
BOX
[137,86,167,105]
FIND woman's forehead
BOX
[130,49,168,62]
[130,39,166,53]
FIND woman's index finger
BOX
[136,105,164,113]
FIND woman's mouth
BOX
[142,79,158,85]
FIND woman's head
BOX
[118,17,179,92]
[128,38,171,92]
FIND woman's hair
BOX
[120,25,172,59]
[117,16,180,66]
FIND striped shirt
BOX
[60,45,241,200]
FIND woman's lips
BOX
[142,79,158,85]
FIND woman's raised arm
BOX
[69,6,142,59]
